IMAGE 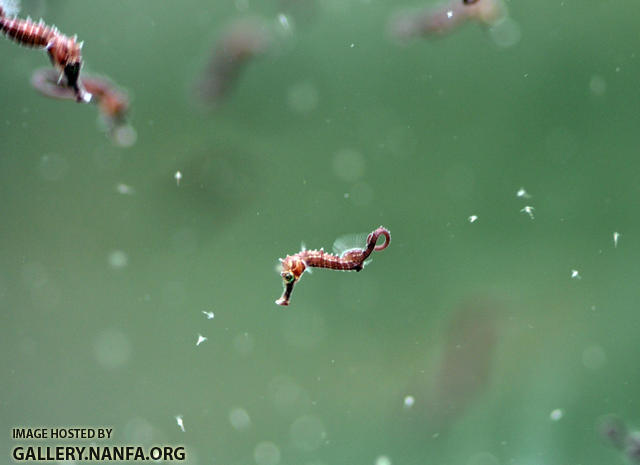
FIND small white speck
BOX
[571,269,581,280]
[196,334,208,346]
[350,43,355,48]
[202,311,215,319]
[550,409,563,421]
[277,13,292,32]
[468,215,478,223]
[344,193,350,199]
[446,10,453,18]
[613,232,620,248]
[517,187,531,199]
[375,455,392,465]
[403,395,415,408]
[520,206,535,219]
[175,415,185,432]
[174,171,182,186]
[116,183,135,195]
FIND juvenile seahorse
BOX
[276,226,391,306]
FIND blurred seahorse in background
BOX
[195,17,271,106]
[388,0,506,41]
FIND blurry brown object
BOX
[431,299,498,421]
[598,414,628,451]
[31,68,136,147]
[598,415,640,463]
[195,18,271,105]
[388,0,505,41]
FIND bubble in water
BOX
[333,149,365,182]
[290,415,326,451]
[229,407,251,431]
[550,409,563,421]
[254,441,280,465]
[582,345,606,370]
[108,250,128,269]
[489,17,521,48]
[112,125,137,148]
[94,328,132,369]
[375,456,391,465]
[287,82,319,114]
[589,75,607,96]
[38,153,68,181]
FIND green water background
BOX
[2,0,640,463]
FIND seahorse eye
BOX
[63,62,81,87]
[283,272,295,283]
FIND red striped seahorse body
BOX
[0,6,90,102]
[276,226,391,306]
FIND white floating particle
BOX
[446,10,453,18]
[375,455,392,465]
[571,269,581,280]
[613,232,620,248]
[174,171,182,186]
[115,183,135,195]
[520,206,535,219]
[277,13,292,35]
[350,43,355,48]
[468,215,478,223]
[175,415,185,432]
[517,187,531,199]
[202,311,215,320]
[196,334,208,346]
[403,395,415,408]
[550,409,563,421]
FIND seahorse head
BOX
[275,255,306,306]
